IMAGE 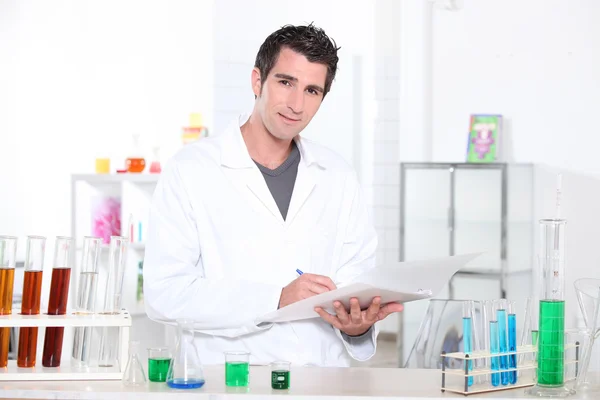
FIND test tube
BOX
[0,236,17,368]
[42,236,74,367]
[17,236,46,367]
[98,236,128,368]
[462,301,474,387]
[508,300,518,384]
[72,236,102,367]
[481,300,492,381]
[497,299,509,385]
[490,301,501,387]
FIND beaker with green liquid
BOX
[527,218,574,397]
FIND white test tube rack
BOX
[0,310,131,381]
[440,342,581,396]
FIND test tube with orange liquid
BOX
[0,236,17,368]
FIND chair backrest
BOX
[404,299,482,369]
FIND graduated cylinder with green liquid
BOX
[527,215,573,397]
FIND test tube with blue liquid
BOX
[497,299,509,385]
[508,300,518,384]
[462,301,474,386]
[490,301,501,387]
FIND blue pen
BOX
[296,269,303,276]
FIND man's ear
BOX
[251,67,262,98]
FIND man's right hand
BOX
[278,273,337,309]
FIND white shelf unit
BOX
[71,173,159,317]
[0,311,131,381]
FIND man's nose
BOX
[287,88,304,114]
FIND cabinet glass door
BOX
[454,168,503,272]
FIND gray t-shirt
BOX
[253,142,300,220]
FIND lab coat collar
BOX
[219,113,328,170]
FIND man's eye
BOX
[280,80,291,86]
[307,88,318,95]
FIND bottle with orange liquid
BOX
[17,236,46,368]
[42,236,74,367]
[0,236,17,368]
[126,134,146,173]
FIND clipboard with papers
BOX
[256,253,482,324]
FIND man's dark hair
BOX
[254,23,340,98]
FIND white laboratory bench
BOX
[0,366,590,399]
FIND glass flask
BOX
[149,146,162,174]
[126,134,145,173]
[122,341,147,387]
[166,319,205,389]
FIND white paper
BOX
[256,253,482,324]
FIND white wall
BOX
[0,0,213,259]
[428,0,600,329]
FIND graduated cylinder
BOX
[17,236,46,367]
[0,236,17,368]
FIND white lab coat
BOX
[144,114,379,366]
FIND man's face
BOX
[252,47,327,141]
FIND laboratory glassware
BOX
[225,351,250,387]
[42,236,74,367]
[17,236,45,367]
[166,319,205,389]
[271,361,290,389]
[507,300,518,384]
[574,278,600,392]
[0,236,17,367]
[98,236,128,367]
[148,347,172,382]
[72,236,102,366]
[122,340,147,386]
[462,301,474,386]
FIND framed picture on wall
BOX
[466,114,502,163]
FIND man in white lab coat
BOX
[144,24,403,366]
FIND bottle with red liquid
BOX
[17,236,46,368]
[42,236,74,367]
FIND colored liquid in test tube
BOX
[508,301,518,384]
[497,300,509,385]
[462,301,474,387]
[490,303,501,387]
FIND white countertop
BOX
[0,366,591,399]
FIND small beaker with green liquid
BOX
[147,347,172,382]
[271,361,290,390]
[225,351,249,387]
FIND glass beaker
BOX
[98,236,128,368]
[72,236,102,367]
[225,351,250,387]
[271,361,290,390]
[0,236,17,368]
[42,236,74,368]
[574,278,600,392]
[527,219,574,397]
[148,347,172,382]
[18,236,46,368]
[122,341,147,386]
[166,319,205,389]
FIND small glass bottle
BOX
[126,134,145,173]
[166,319,205,389]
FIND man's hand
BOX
[315,296,404,337]
[278,273,337,309]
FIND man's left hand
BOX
[314,296,404,337]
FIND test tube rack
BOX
[440,343,580,396]
[0,309,131,381]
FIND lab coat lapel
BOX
[219,115,284,225]
[285,159,316,226]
